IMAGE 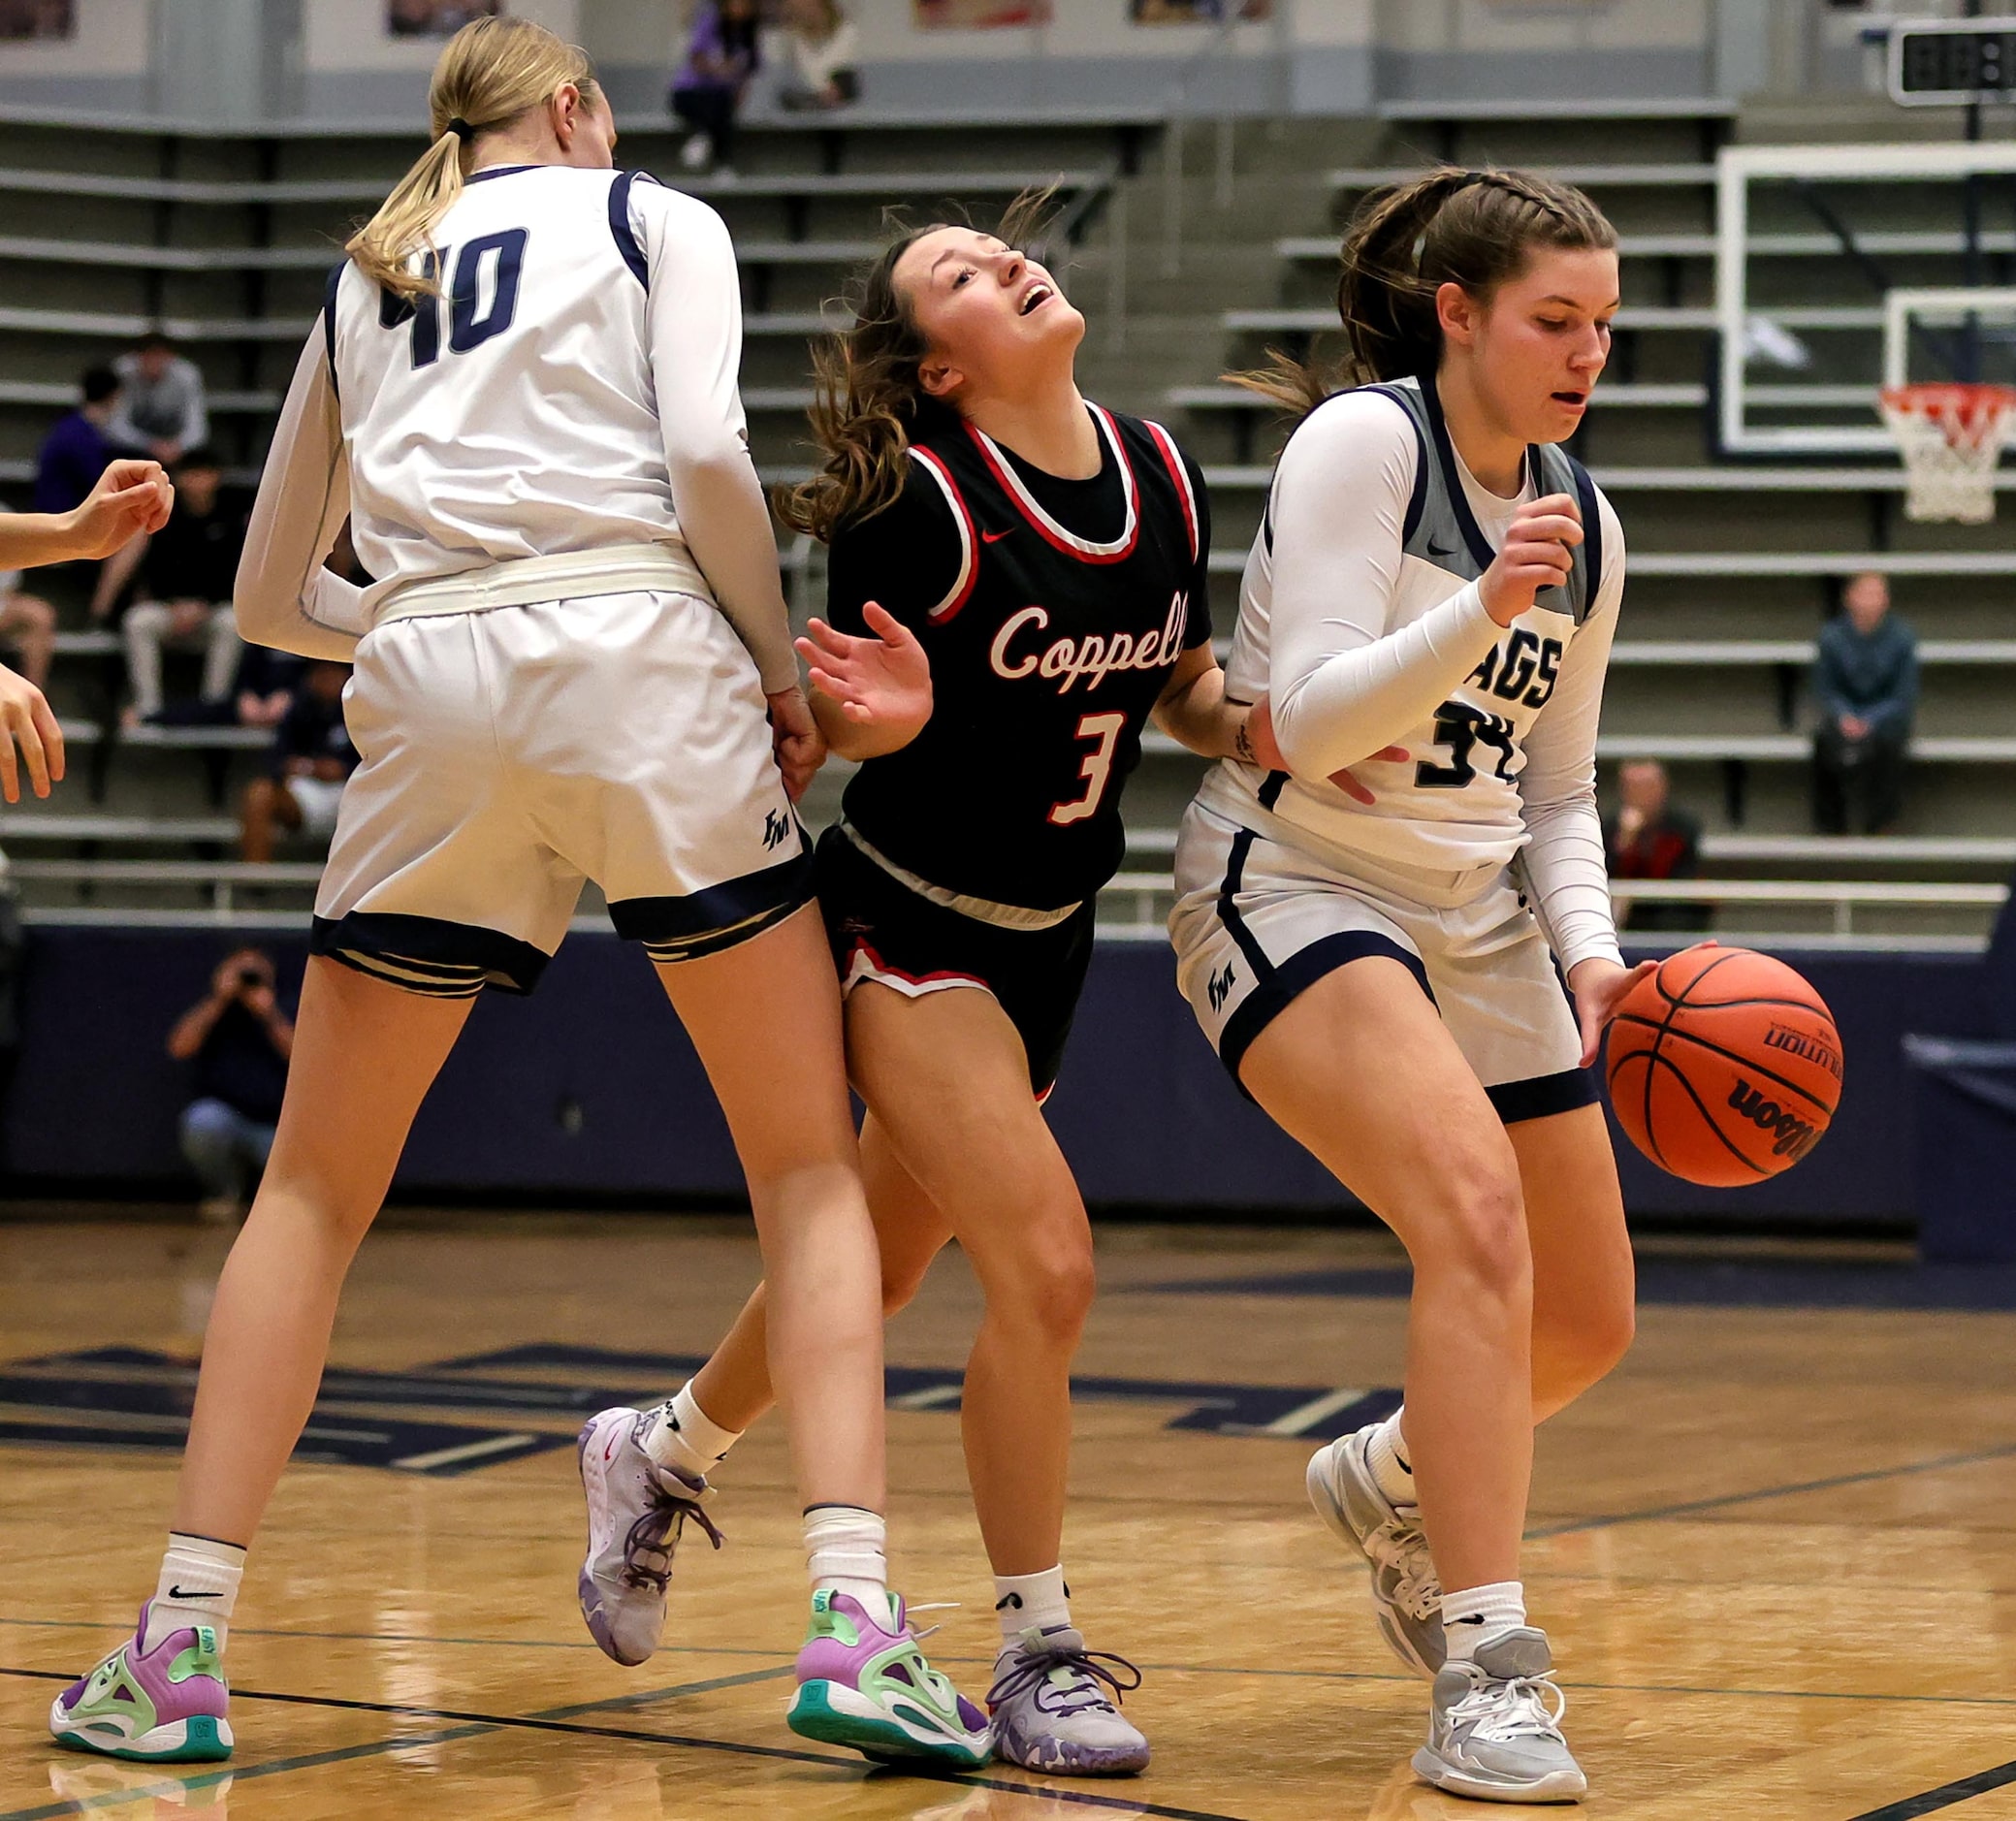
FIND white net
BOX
[1878,382,2016,524]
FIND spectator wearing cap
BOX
[1812,570,1918,836]
[240,660,357,862]
[110,334,208,466]
[105,449,244,725]
[1604,757,1709,933]
[32,366,121,517]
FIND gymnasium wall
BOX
[7,924,1999,1226]
[0,0,1870,124]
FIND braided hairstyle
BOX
[1230,166,1617,416]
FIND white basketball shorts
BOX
[310,588,810,998]
[1168,800,1596,1124]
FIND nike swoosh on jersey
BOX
[982,527,1013,543]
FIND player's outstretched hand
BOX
[1243,698,1406,805]
[1480,492,1582,629]
[0,663,65,804]
[67,460,175,560]
[795,604,933,740]
[1567,951,1667,1070]
[764,685,825,803]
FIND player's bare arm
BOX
[0,459,174,570]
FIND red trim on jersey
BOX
[963,403,1140,565]
[1142,417,1200,562]
[907,447,978,623]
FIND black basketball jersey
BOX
[827,402,1212,911]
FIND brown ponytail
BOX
[347,16,603,302]
[1229,165,1617,417]
[779,187,1060,543]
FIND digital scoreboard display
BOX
[1890,19,2016,106]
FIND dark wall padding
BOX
[3,925,1999,1223]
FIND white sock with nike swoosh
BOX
[1441,1580,1526,1666]
[144,1533,246,1651]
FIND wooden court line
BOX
[1525,1438,2016,1539]
[1847,1755,2016,1820]
[0,1665,1251,1821]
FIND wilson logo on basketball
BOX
[1726,1079,1822,1161]
[1761,1022,1843,1082]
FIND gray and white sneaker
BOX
[986,1626,1149,1776]
[576,1405,722,1667]
[1307,1424,1443,1678]
[1413,1628,1586,1804]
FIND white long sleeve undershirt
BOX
[1254,388,1625,975]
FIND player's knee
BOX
[1436,1166,1529,1304]
[1548,1287,1635,1386]
[997,1235,1096,1352]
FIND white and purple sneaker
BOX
[48,1604,232,1762]
[986,1625,1149,1776]
[576,1405,721,1667]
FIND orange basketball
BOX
[1604,943,1843,1187]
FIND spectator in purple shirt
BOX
[671,0,759,171]
[33,367,121,516]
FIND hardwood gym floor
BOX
[0,1211,2011,1820]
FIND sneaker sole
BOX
[1305,1441,1440,1681]
[787,1679,991,1767]
[993,1721,1150,1777]
[1413,1743,1586,1804]
[48,1706,233,1763]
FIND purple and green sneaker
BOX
[786,1589,992,1767]
[48,1604,232,1762]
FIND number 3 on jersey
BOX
[380,228,527,368]
[1050,711,1126,826]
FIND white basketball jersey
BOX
[324,164,739,603]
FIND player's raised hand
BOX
[1243,698,1405,805]
[66,459,175,560]
[1480,492,1581,628]
[795,603,933,741]
[0,663,64,804]
[764,685,825,803]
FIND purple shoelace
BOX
[619,1478,723,1593]
[986,1640,1143,1716]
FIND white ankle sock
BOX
[144,1534,246,1652]
[1442,1581,1526,1665]
[993,1565,1071,1646]
[804,1505,890,1619]
[643,1383,742,1482]
[1365,1410,1416,1507]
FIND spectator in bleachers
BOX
[32,366,121,517]
[671,0,759,171]
[104,448,245,726]
[778,0,858,111]
[240,660,356,862]
[149,644,305,730]
[167,947,292,1224]
[0,509,58,691]
[1812,570,1917,836]
[109,333,208,467]
[1604,757,1709,933]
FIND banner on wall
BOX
[0,0,74,40]
[388,0,502,36]
[1130,0,1270,18]
[913,1,1053,25]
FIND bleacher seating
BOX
[0,97,2008,944]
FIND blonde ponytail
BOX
[346,16,603,302]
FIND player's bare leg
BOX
[1514,1103,1635,1423]
[49,959,471,1764]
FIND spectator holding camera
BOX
[167,947,293,1223]
[240,659,357,862]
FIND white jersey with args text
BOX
[1197,382,1627,974]
[234,162,798,691]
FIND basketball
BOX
[1605,943,1844,1187]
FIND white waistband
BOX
[375,544,713,624]
[840,822,1082,931]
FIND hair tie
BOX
[445,116,474,139]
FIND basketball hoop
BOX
[1878,381,2016,524]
